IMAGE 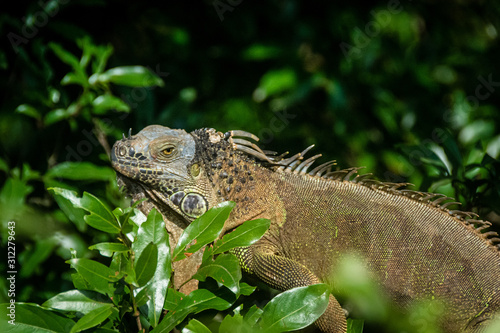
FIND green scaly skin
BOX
[111,125,500,332]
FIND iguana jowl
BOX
[111,125,500,332]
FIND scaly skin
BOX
[111,125,500,332]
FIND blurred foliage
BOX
[1,0,500,332]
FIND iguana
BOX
[111,125,500,332]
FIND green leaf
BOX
[67,258,119,294]
[260,284,329,332]
[110,252,135,285]
[93,43,114,74]
[346,318,365,333]
[256,68,297,100]
[70,305,114,333]
[400,144,448,173]
[243,305,263,326]
[219,312,246,333]
[61,72,86,86]
[0,157,7,173]
[19,239,56,278]
[135,242,158,287]
[44,108,70,126]
[242,44,282,61]
[132,208,171,327]
[89,66,164,87]
[152,289,232,333]
[182,319,212,333]
[81,192,121,233]
[133,208,165,254]
[173,201,235,261]
[72,272,92,290]
[49,42,80,70]
[214,218,270,254]
[239,282,257,296]
[89,242,129,257]
[193,253,241,295]
[164,288,185,311]
[0,303,75,332]
[43,290,113,314]
[92,94,130,114]
[49,187,87,231]
[16,104,41,120]
[46,162,116,181]
[440,132,462,174]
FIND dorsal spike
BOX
[226,130,260,142]
[309,161,337,177]
[432,196,454,205]
[279,145,315,166]
[440,201,462,209]
[234,144,275,163]
[231,138,267,156]
[353,173,373,183]
[295,154,322,175]
[344,167,364,181]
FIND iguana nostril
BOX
[118,146,127,157]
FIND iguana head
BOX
[111,125,309,224]
[111,125,223,221]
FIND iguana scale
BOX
[111,125,500,332]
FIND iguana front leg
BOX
[232,246,347,333]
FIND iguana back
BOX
[111,125,500,332]
[270,169,500,331]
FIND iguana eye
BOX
[162,147,175,155]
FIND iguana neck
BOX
[192,128,286,233]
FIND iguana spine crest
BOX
[225,129,500,251]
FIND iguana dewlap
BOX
[111,125,500,332]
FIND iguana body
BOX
[111,125,500,332]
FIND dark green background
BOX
[1,0,499,321]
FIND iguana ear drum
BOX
[182,193,207,218]
[170,191,208,218]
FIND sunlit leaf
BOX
[92,94,130,114]
[135,242,158,287]
[48,187,87,230]
[243,305,263,327]
[260,284,329,332]
[219,312,245,333]
[81,192,121,233]
[173,201,235,261]
[132,208,171,327]
[89,242,129,257]
[43,289,113,315]
[151,289,232,333]
[193,253,241,295]
[47,162,115,182]
[16,104,41,120]
[67,258,120,294]
[49,42,80,70]
[89,66,164,87]
[0,303,75,332]
[214,218,270,254]
[347,319,365,333]
[69,305,114,333]
[182,319,211,333]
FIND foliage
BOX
[1,193,331,332]
[1,1,500,332]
